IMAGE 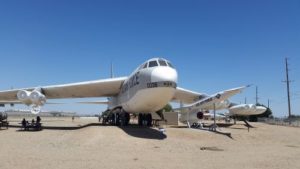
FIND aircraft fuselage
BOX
[109,58,178,113]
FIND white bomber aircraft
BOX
[0,58,248,126]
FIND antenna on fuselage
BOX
[110,61,114,78]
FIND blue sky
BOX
[0,0,299,117]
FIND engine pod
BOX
[30,91,46,105]
[17,90,32,105]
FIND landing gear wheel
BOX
[146,114,152,127]
[115,113,120,126]
[138,113,152,126]
[142,114,147,126]
[108,113,115,125]
[138,113,143,126]
[120,113,124,126]
[125,112,130,126]
[119,110,130,126]
[109,113,115,125]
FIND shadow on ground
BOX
[169,125,188,128]
[118,124,167,140]
[170,123,234,139]
[169,123,235,128]
[10,123,167,140]
[10,123,102,131]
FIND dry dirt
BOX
[1,117,300,169]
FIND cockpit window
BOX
[158,59,167,66]
[142,63,148,69]
[137,62,148,70]
[148,61,158,67]
[167,62,174,68]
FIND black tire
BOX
[147,114,152,127]
[110,113,115,125]
[116,113,120,126]
[119,113,126,126]
[142,114,146,126]
[125,113,130,126]
[138,113,143,126]
[120,115,124,126]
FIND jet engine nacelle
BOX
[17,90,46,114]
[30,90,46,106]
[17,90,32,105]
[197,112,204,120]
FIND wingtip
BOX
[246,84,253,88]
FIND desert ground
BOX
[1,117,300,169]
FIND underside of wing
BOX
[172,87,208,104]
[0,77,127,102]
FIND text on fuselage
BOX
[121,72,140,93]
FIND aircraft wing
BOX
[0,100,22,104]
[176,85,249,112]
[173,87,209,104]
[0,77,127,102]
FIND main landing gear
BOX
[119,112,130,126]
[138,113,152,127]
[103,109,130,126]
[102,109,153,127]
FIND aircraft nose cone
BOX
[151,67,178,83]
[256,106,267,114]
